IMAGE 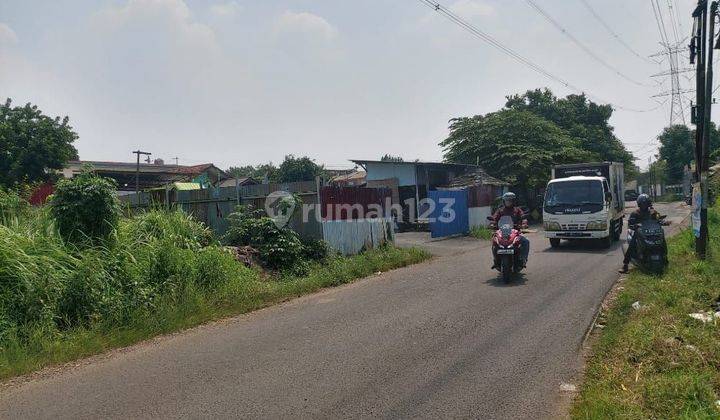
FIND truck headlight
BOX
[586,221,607,231]
[544,221,561,231]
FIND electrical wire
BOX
[417,0,662,113]
[579,0,655,64]
[523,0,652,87]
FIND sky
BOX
[0,0,710,171]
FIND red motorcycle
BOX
[487,215,528,283]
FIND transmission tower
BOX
[651,40,690,125]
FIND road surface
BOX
[0,202,689,419]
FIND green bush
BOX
[120,209,213,251]
[301,237,331,261]
[0,187,29,225]
[0,209,249,342]
[50,171,120,244]
[224,205,306,272]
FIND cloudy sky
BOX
[0,0,708,170]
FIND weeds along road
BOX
[0,202,689,419]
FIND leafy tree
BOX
[277,155,322,183]
[656,123,720,183]
[226,165,256,178]
[505,88,636,178]
[227,163,279,183]
[657,125,693,184]
[0,98,79,188]
[50,169,120,245]
[380,154,404,162]
[440,109,594,190]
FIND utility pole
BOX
[690,0,717,258]
[132,150,152,202]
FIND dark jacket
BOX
[628,207,660,227]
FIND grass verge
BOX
[0,245,429,381]
[469,226,493,240]
[572,207,720,419]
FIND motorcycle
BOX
[627,215,670,274]
[487,215,528,283]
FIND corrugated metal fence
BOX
[121,181,322,239]
[120,182,394,254]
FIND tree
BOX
[657,125,693,184]
[277,155,322,183]
[656,123,720,183]
[226,165,256,178]
[505,88,636,178]
[227,163,279,183]
[50,169,120,245]
[0,98,79,189]
[440,109,594,190]
[380,154,404,162]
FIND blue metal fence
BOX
[428,189,469,238]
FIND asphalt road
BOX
[0,202,689,419]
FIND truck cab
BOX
[543,162,624,248]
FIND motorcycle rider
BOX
[619,193,661,273]
[491,192,530,268]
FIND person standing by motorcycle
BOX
[619,194,662,273]
[491,192,530,267]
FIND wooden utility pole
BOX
[133,150,152,203]
[691,0,710,258]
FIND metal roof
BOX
[350,159,479,168]
[64,160,229,191]
[439,168,509,187]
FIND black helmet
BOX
[502,192,517,208]
[637,193,652,210]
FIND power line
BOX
[523,0,652,87]
[418,0,660,113]
[578,0,654,64]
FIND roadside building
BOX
[350,159,505,227]
[61,160,229,192]
[218,176,260,188]
[330,170,367,186]
[436,169,509,228]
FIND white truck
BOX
[543,162,625,248]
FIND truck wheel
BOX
[549,238,561,248]
[600,235,612,248]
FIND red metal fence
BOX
[320,186,392,220]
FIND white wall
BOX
[364,163,417,187]
[468,206,494,228]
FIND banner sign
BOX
[692,182,701,238]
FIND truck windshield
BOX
[544,180,604,207]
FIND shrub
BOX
[50,170,120,244]
[0,187,29,225]
[224,205,305,271]
[120,209,213,251]
[194,246,248,289]
[301,237,331,261]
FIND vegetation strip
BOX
[572,206,720,418]
[0,181,429,381]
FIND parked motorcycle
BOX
[627,215,670,274]
[487,215,528,283]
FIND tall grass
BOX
[0,207,428,379]
[572,206,720,418]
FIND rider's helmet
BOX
[502,192,517,208]
[637,193,652,211]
